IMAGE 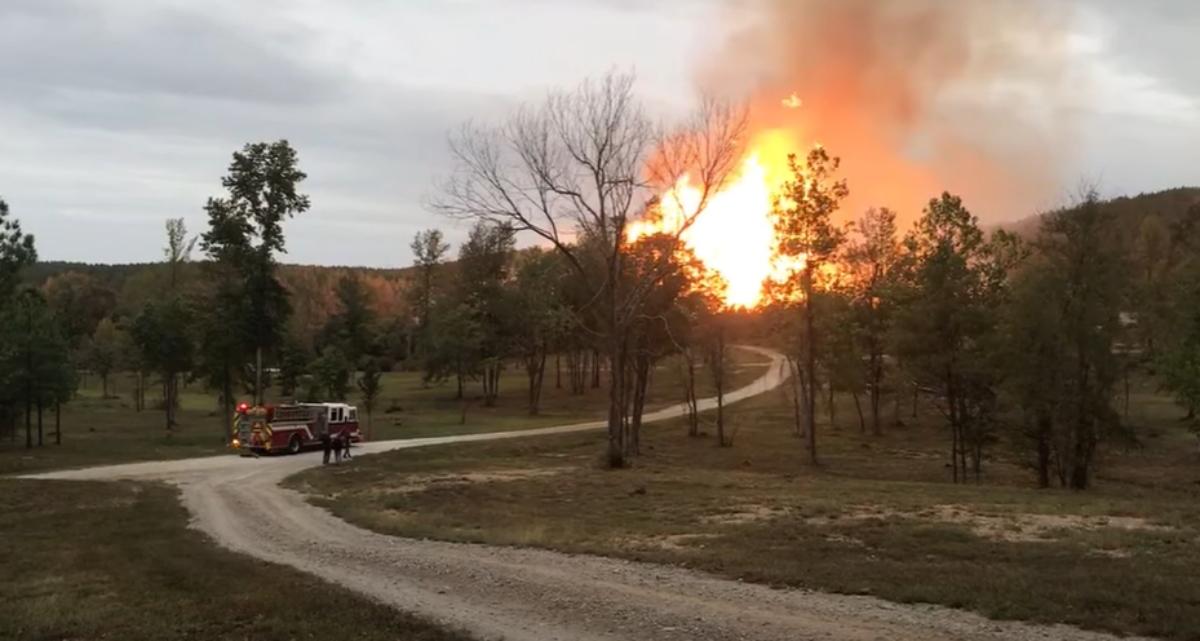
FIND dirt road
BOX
[26,347,1152,641]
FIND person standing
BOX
[318,409,332,465]
[331,432,343,465]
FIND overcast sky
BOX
[2,0,1196,267]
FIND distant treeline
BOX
[22,261,420,355]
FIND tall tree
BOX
[201,140,310,405]
[511,249,568,415]
[770,147,848,465]
[2,290,72,447]
[164,217,197,291]
[422,299,482,400]
[0,198,36,301]
[1024,191,1126,489]
[85,317,123,399]
[895,193,1023,483]
[455,221,516,407]
[357,360,383,440]
[322,273,377,365]
[277,338,310,398]
[131,297,194,431]
[845,207,901,435]
[312,346,351,401]
[434,72,745,467]
[0,200,40,444]
[408,229,450,357]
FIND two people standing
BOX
[321,430,353,465]
[317,410,352,465]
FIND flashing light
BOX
[237,402,249,414]
[231,438,241,448]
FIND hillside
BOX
[998,186,1200,240]
[23,260,416,291]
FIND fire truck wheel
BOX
[287,435,302,455]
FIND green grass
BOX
[0,347,768,475]
[0,478,472,641]
[289,375,1200,640]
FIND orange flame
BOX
[629,129,808,308]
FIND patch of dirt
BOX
[627,533,719,551]
[701,504,791,525]
[1088,548,1133,559]
[805,504,1173,543]
[824,533,868,548]
[924,505,1172,543]
[370,466,575,495]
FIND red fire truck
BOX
[230,402,362,455]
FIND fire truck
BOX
[230,402,362,455]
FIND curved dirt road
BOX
[27,347,1151,641]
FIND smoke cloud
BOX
[699,0,1088,224]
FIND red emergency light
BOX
[237,402,250,414]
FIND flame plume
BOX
[632,0,1084,308]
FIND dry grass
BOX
[0,478,472,641]
[292,375,1200,640]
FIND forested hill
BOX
[998,186,1200,240]
[23,261,414,292]
[21,262,418,354]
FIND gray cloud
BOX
[0,1,340,105]
[0,0,1196,267]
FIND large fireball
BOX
[629,129,800,308]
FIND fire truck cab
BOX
[231,402,362,455]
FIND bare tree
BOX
[164,218,196,291]
[433,72,746,467]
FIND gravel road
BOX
[25,347,1153,641]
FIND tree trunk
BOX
[947,379,959,484]
[787,356,803,438]
[54,401,61,445]
[24,394,32,449]
[852,390,866,433]
[482,361,499,408]
[973,438,982,483]
[567,350,586,395]
[606,337,626,468]
[1123,365,1130,419]
[255,346,264,406]
[714,324,727,447]
[826,381,836,430]
[684,351,700,437]
[36,399,43,447]
[869,350,882,435]
[534,350,546,414]
[630,353,650,455]
[803,269,817,465]
[911,381,919,419]
[221,363,233,443]
[555,353,561,389]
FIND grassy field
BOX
[290,374,1200,640]
[0,347,767,475]
[0,478,472,641]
